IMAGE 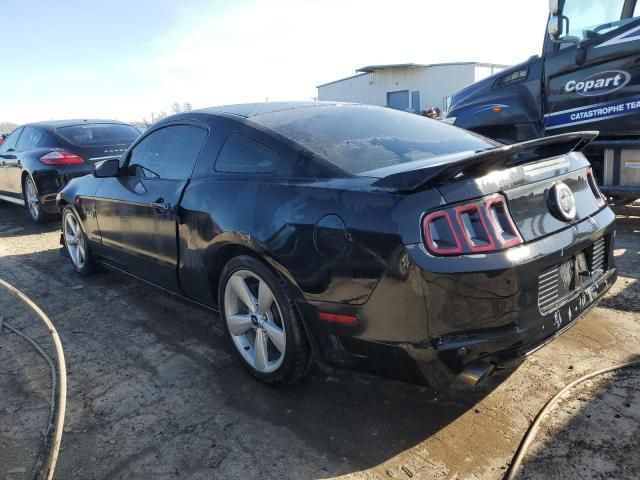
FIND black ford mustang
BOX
[0,120,139,222]
[57,102,616,387]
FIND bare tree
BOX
[171,102,193,114]
[0,121,18,133]
[135,102,193,128]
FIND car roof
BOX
[23,119,132,129]
[195,101,353,118]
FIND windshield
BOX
[250,104,496,175]
[559,0,635,41]
[56,123,140,147]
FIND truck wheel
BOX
[219,255,312,386]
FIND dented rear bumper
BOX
[307,207,617,386]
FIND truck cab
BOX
[447,0,640,202]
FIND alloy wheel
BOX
[224,270,286,374]
[25,178,40,220]
[64,212,86,270]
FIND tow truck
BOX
[446,0,640,203]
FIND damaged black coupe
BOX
[57,102,616,386]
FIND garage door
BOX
[387,90,409,110]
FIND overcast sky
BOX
[1,0,549,124]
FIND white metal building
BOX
[317,62,508,114]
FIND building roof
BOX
[356,63,427,73]
[317,61,511,88]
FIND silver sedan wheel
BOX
[25,177,40,220]
[224,270,286,374]
[64,212,86,270]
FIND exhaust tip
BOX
[458,361,495,386]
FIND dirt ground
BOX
[0,201,639,480]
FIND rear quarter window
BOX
[215,132,280,174]
[56,123,140,148]
[250,104,495,175]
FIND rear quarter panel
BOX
[177,177,443,306]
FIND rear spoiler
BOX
[371,131,599,192]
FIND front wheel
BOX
[219,256,312,386]
[62,206,95,276]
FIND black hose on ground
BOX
[505,359,640,479]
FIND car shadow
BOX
[0,202,60,238]
[214,354,513,473]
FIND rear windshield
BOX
[250,104,496,175]
[56,123,140,147]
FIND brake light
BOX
[586,168,606,207]
[422,194,522,256]
[423,210,462,255]
[485,195,523,248]
[39,151,85,165]
[455,203,496,252]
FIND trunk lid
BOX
[71,144,130,162]
[369,132,603,242]
[437,153,601,241]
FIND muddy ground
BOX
[0,202,638,480]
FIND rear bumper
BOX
[306,207,617,386]
[33,168,92,213]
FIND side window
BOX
[0,128,23,153]
[16,127,44,151]
[127,125,207,181]
[215,132,280,174]
[560,0,627,41]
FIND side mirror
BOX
[549,0,559,15]
[93,157,120,178]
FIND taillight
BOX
[455,203,496,252]
[586,167,606,207]
[422,194,522,256]
[39,151,85,165]
[423,210,462,255]
[485,195,523,248]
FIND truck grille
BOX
[537,236,608,315]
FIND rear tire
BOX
[62,206,96,276]
[23,176,50,224]
[219,255,312,386]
